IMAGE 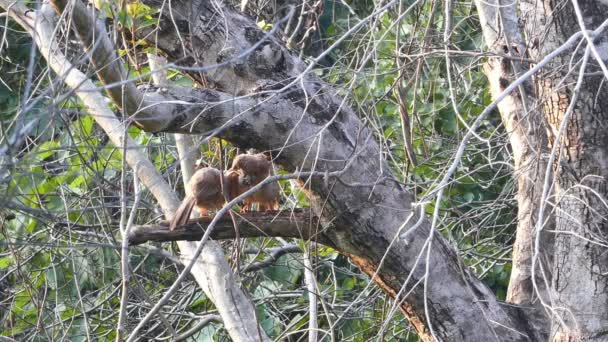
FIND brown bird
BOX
[169,167,246,231]
[230,153,280,212]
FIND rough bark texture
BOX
[130,1,543,340]
[520,0,608,339]
[473,0,553,312]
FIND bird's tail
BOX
[170,196,196,231]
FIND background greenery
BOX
[1,0,514,340]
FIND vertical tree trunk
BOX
[474,0,553,310]
[521,0,608,339]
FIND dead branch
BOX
[128,209,332,246]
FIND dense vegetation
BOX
[1,0,590,340]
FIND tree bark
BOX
[520,0,608,339]
[473,0,554,310]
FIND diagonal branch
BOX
[48,0,169,131]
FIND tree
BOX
[0,0,606,340]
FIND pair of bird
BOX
[169,153,280,231]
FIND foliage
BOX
[0,0,517,340]
[316,0,513,300]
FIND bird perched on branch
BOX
[230,153,280,212]
[169,167,246,231]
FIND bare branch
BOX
[243,245,304,273]
[128,209,329,246]
[49,0,170,131]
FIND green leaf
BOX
[257,20,273,31]
[463,192,475,203]
[0,256,12,269]
[36,140,59,161]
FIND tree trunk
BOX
[474,0,554,309]
[520,0,608,339]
